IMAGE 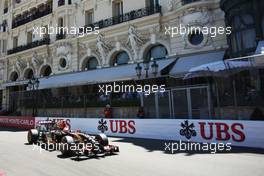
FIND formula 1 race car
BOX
[59,132,119,157]
[27,119,119,157]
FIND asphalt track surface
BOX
[0,129,263,176]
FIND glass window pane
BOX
[190,88,209,119]
[234,16,241,29]
[172,89,188,119]
[242,29,256,49]
[241,14,254,25]
[146,45,167,61]
[143,93,156,118]
[235,32,242,52]
[151,46,167,59]
[188,32,204,45]
[158,91,171,118]
[116,52,129,65]
[88,57,98,69]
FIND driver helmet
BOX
[57,120,66,130]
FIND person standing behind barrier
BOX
[137,106,145,118]
[104,104,112,118]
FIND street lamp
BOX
[27,77,39,116]
[28,77,39,90]
[135,63,142,78]
[135,58,159,79]
[143,60,150,78]
[151,60,159,77]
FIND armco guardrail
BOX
[0,116,35,130]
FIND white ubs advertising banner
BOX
[36,117,264,149]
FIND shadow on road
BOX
[24,143,32,145]
[113,137,264,156]
[57,153,118,161]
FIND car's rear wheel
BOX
[96,133,109,146]
[60,136,74,156]
[27,129,39,144]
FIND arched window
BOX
[10,72,18,82]
[113,51,129,66]
[145,45,167,61]
[40,65,52,77]
[24,69,34,79]
[230,14,256,56]
[83,57,98,70]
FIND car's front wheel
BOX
[60,136,74,156]
[27,129,39,144]
[96,133,109,146]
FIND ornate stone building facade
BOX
[0,0,227,118]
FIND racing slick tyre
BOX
[27,129,39,144]
[60,136,74,156]
[96,133,109,146]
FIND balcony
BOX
[4,8,8,14]
[58,0,65,6]
[7,37,50,55]
[182,0,201,5]
[81,5,162,32]
[12,6,52,29]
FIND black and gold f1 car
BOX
[60,132,119,157]
[27,119,119,157]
